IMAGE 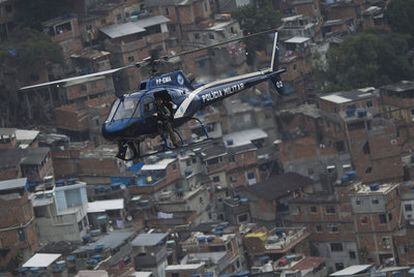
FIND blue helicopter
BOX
[20,31,286,161]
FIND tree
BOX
[233,1,282,66]
[385,0,414,36]
[0,28,63,126]
[14,0,72,30]
[321,31,414,91]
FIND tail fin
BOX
[269,32,285,95]
[270,32,279,72]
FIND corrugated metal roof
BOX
[22,253,61,268]
[100,15,170,39]
[330,265,373,276]
[0,178,27,192]
[131,233,168,246]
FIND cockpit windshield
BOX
[106,96,141,122]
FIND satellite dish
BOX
[127,215,133,221]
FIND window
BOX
[363,141,371,154]
[17,229,26,242]
[367,101,373,107]
[247,172,255,180]
[365,167,372,174]
[165,7,169,15]
[212,176,220,183]
[330,243,343,252]
[194,33,200,39]
[209,33,215,39]
[379,213,387,224]
[327,224,338,233]
[199,197,204,204]
[238,213,249,223]
[388,212,393,222]
[128,56,135,62]
[230,176,237,183]
[335,263,344,271]
[171,273,179,277]
[325,206,336,214]
[349,251,356,259]
[291,206,301,215]
[204,1,208,11]
[143,101,153,113]
[307,168,314,175]
[186,160,191,166]
[172,163,177,170]
[55,22,72,34]
[335,141,346,152]
[405,204,413,212]
[293,64,297,70]
[78,221,84,231]
[315,225,322,232]
[356,198,362,205]
[310,206,317,213]
[372,198,379,204]
[228,155,235,163]
[5,4,12,13]
[361,216,368,224]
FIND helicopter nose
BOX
[102,122,117,141]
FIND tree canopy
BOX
[321,31,414,91]
[233,1,282,66]
[385,0,414,36]
[14,0,72,30]
[0,28,63,126]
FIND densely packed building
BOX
[1,0,412,276]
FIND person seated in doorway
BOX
[155,95,178,147]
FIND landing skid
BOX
[115,117,211,162]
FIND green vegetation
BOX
[320,31,414,91]
[233,1,282,66]
[14,0,72,30]
[0,28,63,67]
[385,0,414,36]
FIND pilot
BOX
[155,96,178,147]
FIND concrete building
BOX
[131,232,169,277]
[243,226,311,267]
[20,147,54,187]
[319,88,403,183]
[42,15,83,60]
[349,182,402,264]
[0,178,37,270]
[145,0,212,41]
[181,231,245,274]
[100,15,170,91]
[31,179,89,243]
[288,179,359,272]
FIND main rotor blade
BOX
[162,28,280,61]
[19,58,151,91]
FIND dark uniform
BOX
[155,97,178,147]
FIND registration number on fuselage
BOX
[201,83,245,103]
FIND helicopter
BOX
[20,30,286,161]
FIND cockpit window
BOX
[142,96,154,114]
[107,97,140,121]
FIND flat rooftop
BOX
[353,183,400,195]
[141,158,176,171]
[22,253,61,268]
[0,178,27,192]
[320,87,377,104]
[100,15,169,39]
[223,128,268,148]
[87,199,124,213]
[131,232,169,246]
[72,230,134,254]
